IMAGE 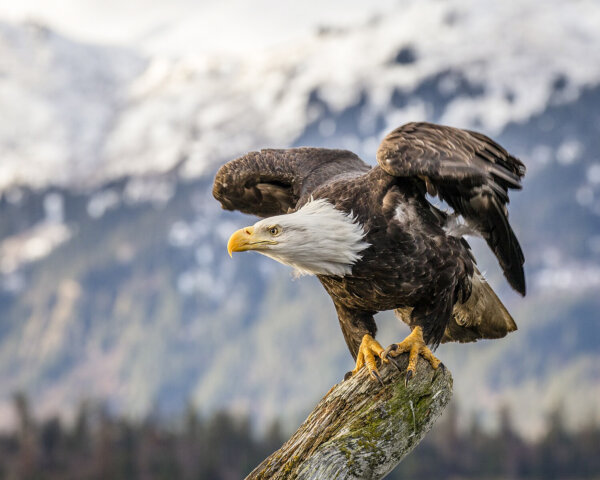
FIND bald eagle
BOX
[213,122,525,384]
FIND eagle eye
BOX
[268,225,281,236]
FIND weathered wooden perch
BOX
[246,354,453,480]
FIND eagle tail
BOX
[442,271,517,343]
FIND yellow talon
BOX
[349,334,385,385]
[381,326,442,385]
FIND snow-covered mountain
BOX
[2,1,600,192]
[1,0,600,435]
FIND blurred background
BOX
[0,0,599,478]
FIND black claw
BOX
[344,371,353,381]
[387,355,402,372]
[382,343,399,360]
[405,369,414,387]
[370,370,384,387]
[439,363,446,374]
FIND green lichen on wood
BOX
[282,455,300,474]
[330,365,449,470]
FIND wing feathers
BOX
[213,148,370,217]
[377,122,526,295]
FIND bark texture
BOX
[246,353,453,479]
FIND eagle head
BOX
[227,199,370,277]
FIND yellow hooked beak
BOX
[227,226,255,257]
[227,226,279,257]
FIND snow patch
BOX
[0,221,72,274]
[534,263,600,291]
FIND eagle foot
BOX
[348,334,385,386]
[380,326,442,387]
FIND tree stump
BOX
[246,353,453,479]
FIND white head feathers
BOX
[253,198,370,276]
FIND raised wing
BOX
[377,122,526,295]
[213,147,370,217]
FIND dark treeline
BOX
[392,403,600,480]
[1,393,599,480]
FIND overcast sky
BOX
[0,0,398,56]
